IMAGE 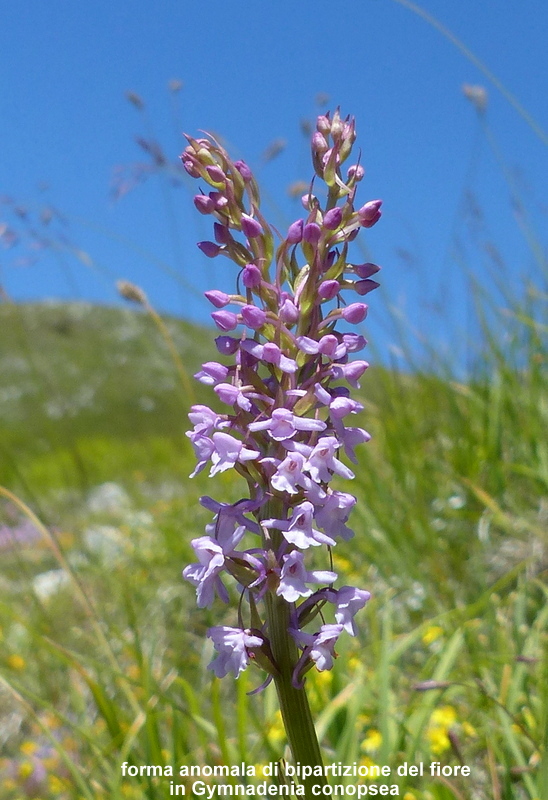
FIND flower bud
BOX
[205,290,231,308]
[287,219,304,244]
[342,303,368,324]
[215,336,240,355]
[210,191,229,211]
[241,305,266,329]
[323,207,343,230]
[347,164,365,182]
[357,200,382,228]
[234,160,253,181]
[214,222,231,244]
[354,279,380,296]
[318,280,340,301]
[339,119,357,161]
[342,360,369,386]
[330,110,344,140]
[322,148,340,168]
[181,157,200,177]
[198,241,222,258]
[212,310,238,331]
[241,214,263,239]
[312,132,329,156]
[353,262,380,279]
[262,343,281,364]
[193,194,215,214]
[195,362,229,383]
[242,264,262,288]
[206,164,226,184]
[301,193,319,211]
[303,222,322,245]
[316,114,331,136]
[318,335,339,358]
[278,296,300,324]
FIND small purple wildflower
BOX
[207,626,263,677]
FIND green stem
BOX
[261,500,327,797]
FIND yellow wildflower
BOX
[267,711,285,745]
[431,706,457,727]
[422,626,443,645]
[427,705,457,754]
[18,760,34,779]
[49,774,67,793]
[7,654,26,671]
[361,729,382,754]
[462,721,477,738]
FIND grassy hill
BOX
[0,299,546,799]
[0,301,216,491]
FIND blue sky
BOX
[1,0,546,368]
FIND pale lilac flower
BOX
[277,551,337,602]
[315,490,356,541]
[268,452,309,494]
[263,501,336,549]
[207,626,263,677]
[331,360,369,388]
[291,623,344,671]
[200,495,263,536]
[305,436,355,483]
[183,536,229,607]
[249,408,326,442]
[193,362,229,386]
[332,586,371,635]
[342,332,367,352]
[214,382,253,412]
[187,405,223,436]
[335,424,371,463]
[240,340,297,373]
[329,396,364,418]
[209,432,260,476]
[188,435,215,478]
[296,334,346,360]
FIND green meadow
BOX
[0,285,545,798]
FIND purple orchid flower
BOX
[183,110,379,698]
